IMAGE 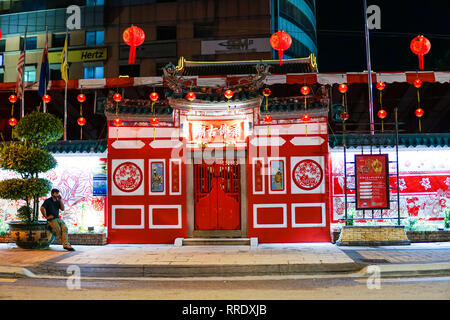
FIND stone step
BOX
[182,238,251,246]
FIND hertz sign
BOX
[48,48,107,64]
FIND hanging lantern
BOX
[376,82,386,91]
[224,89,234,100]
[42,94,51,103]
[340,112,349,121]
[338,84,348,94]
[113,93,122,102]
[113,118,123,127]
[77,94,86,103]
[263,115,273,124]
[302,114,311,122]
[77,117,86,126]
[186,92,196,101]
[262,88,271,97]
[415,108,424,118]
[150,117,159,126]
[413,79,423,88]
[8,95,18,104]
[300,86,310,96]
[122,26,145,64]
[270,30,292,66]
[410,35,431,70]
[377,109,387,119]
[8,117,17,127]
[149,92,159,102]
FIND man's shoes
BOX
[64,246,75,251]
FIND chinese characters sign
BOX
[188,120,246,144]
[355,154,390,210]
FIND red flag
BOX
[16,50,25,99]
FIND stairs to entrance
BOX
[180,238,253,246]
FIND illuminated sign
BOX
[49,47,107,63]
[188,120,247,144]
[355,154,390,210]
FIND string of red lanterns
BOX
[376,81,387,132]
[413,78,424,132]
[77,93,86,140]
[224,89,233,111]
[300,85,310,136]
[338,84,349,122]
[112,93,123,140]
[8,94,18,127]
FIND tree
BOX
[0,111,64,223]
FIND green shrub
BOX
[0,143,56,176]
[13,111,64,147]
[0,178,52,200]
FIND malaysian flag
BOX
[16,50,25,99]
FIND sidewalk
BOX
[0,242,449,278]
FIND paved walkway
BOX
[0,242,449,278]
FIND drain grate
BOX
[360,258,390,264]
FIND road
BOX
[0,275,449,300]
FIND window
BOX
[86,30,105,46]
[0,54,3,67]
[84,64,104,79]
[0,40,5,52]
[52,34,68,48]
[194,22,215,39]
[119,64,140,77]
[86,0,104,6]
[24,65,36,82]
[20,37,37,51]
[156,26,176,41]
[50,64,61,81]
[0,68,4,83]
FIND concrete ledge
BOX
[337,240,411,246]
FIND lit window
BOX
[86,30,105,45]
[86,0,104,6]
[24,65,36,82]
[84,66,104,79]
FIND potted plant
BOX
[0,110,63,249]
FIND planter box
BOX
[332,230,450,244]
[336,226,411,246]
[0,232,107,245]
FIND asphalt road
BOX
[0,275,449,300]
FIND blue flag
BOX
[38,34,49,97]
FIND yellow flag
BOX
[61,36,68,82]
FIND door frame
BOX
[186,149,248,238]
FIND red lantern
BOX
[270,30,292,66]
[300,86,310,96]
[377,109,387,119]
[376,82,386,91]
[263,115,273,124]
[413,79,423,88]
[113,118,123,126]
[150,117,159,126]
[149,92,159,102]
[410,35,431,70]
[8,117,17,127]
[340,112,349,121]
[186,92,196,101]
[77,94,86,103]
[262,88,271,97]
[123,26,145,64]
[42,94,51,103]
[338,84,348,94]
[8,95,17,104]
[77,117,86,126]
[415,108,424,118]
[224,89,233,100]
[113,93,122,102]
[302,114,311,122]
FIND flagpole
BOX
[43,26,48,113]
[64,27,68,141]
[363,0,375,136]
[21,26,27,118]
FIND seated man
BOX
[40,188,74,251]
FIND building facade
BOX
[0,0,317,83]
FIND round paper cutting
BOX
[292,159,323,190]
[113,161,143,192]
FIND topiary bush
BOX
[0,111,63,224]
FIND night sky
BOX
[315,0,450,72]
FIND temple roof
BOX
[329,133,450,148]
[45,140,107,154]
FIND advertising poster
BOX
[355,154,389,210]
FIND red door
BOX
[194,160,241,230]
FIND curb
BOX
[360,262,450,277]
[26,262,365,278]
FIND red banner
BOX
[355,154,389,209]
